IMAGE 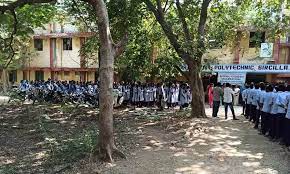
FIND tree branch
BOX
[176,0,192,44]
[143,0,188,62]
[156,0,162,13]
[0,0,56,13]
[71,0,96,32]
[196,0,211,59]
[4,10,18,68]
[174,64,189,81]
[163,0,169,12]
[113,32,128,58]
[164,1,173,13]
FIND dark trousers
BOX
[268,114,275,139]
[212,101,220,117]
[245,104,250,118]
[283,117,290,146]
[242,101,246,115]
[261,112,268,135]
[224,102,236,119]
[249,105,257,122]
[275,114,285,139]
[254,109,261,128]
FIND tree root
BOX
[112,147,126,159]
[93,145,126,163]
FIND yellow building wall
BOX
[29,70,35,81]
[29,37,98,69]
[16,70,23,83]
[30,39,50,67]
[44,71,51,81]
[203,31,272,64]
[58,37,81,68]
[87,72,95,82]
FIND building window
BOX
[63,38,72,50]
[35,71,44,81]
[9,70,17,82]
[249,32,265,48]
[64,71,70,76]
[34,39,43,51]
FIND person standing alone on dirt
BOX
[223,83,239,120]
[212,82,223,118]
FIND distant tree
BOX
[0,3,55,92]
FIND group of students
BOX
[17,79,192,109]
[241,82,290,148]
[115,82,192,109]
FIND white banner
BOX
[260,43,273,58]
[202,64,290,73]
[218,73,246,85]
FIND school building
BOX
[7,23,98,83]
[202,28,290,84]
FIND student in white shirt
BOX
[242,85,249,116]
[223,83,238,120]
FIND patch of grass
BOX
[0,165,17,174]
[137,114,162,121]
[59,104,76,114]
[45,127,99,166]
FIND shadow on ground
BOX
[101,107,290,174]
[1,105,289,174]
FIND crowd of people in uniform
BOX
[16,79,290,148]
[242,82,290,148]
[16,79,192,109]
[211,81,290,149]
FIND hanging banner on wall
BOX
[202,64,290,73]
[218,73,246,85]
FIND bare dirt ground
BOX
[1,103,290,174]
[99,106,290,174]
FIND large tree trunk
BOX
[187,60,206,118]
[94,0,115,162]
[92,0,125,162]
[2,69,9,93]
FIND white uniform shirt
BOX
[223,87,235,103]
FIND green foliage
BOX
[0,165,17,174]
[47,129,98,165]
[0,4,56,69]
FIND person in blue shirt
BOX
[282,85,290,147]
[260,85,274,136]
[249,83,259,123]
[246,83,254,119]
[275,85,289,144]
[270,84,285,140]
[254,82,266,129]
